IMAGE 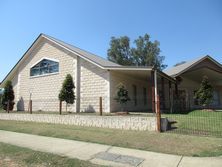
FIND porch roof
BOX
[108,66,176,83]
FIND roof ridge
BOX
[41,33,121,67]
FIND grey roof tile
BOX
[164,56,207,76]
[42,34,121,67]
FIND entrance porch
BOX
[108,67,176,113]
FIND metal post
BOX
[59,100,62,115]
[161,77,165,109]
[156,95,161,132]
[99,97,102,116]
[151,71,155,113]
[29,100,32,114]
[169,81,173,113]
[154,70,158,113]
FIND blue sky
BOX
[0,0,222,81]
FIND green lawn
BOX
[0,120,222,157]
[163,110,222,137]
[0,142,101,167]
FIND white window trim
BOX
[30,72,59,79]
[30,57,59,68]
[30,57,59,77]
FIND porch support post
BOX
[174,83,179,113]
[161,77,165,109]
[151,71,155,113]
[175,83,178,97]
[154,70,158,113]
[169,81,173,113]
[154,70,161,132]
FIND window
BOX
[30,59,59,77]
[193,90,199,105]
[133,85,137,106]
[143,87,147,105]
[212,90,220,106]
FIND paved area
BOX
[0,130,221,167]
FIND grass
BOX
[0,120,222,157]
[163,110,222,137]
[0,142,101,167]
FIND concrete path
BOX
[0,130,221,167]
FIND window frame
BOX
[30,57,59,78]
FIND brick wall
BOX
[110,71,152,112]
[13,38,77,112]
[10,38,112,113]
[0,113,157,131]
[80,60,109,112]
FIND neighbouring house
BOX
[0,34,221,113]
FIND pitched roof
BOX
[0,33,122,86]
[42,34,120,67]
[164,55,222,77]
[1,33,176,86]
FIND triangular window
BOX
[30,59,59,77]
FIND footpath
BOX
[0,130,221,167]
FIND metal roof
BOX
[1,33,175,86]
[164,55,222,77]
[42,34,121,67]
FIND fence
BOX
[160,99,222,137]
[2,95,222,137]
[12,96,155,114]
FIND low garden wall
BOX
[0,113,157,131]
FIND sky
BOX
[0,0,222,81]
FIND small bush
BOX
[1,80,15,111]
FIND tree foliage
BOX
[59,74,75,105]
[1,80,15,111]
[107,34,167,70]
[194,76,213,107]
[114,84,130,111]
[107,36,133,65]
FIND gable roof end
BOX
[0,33,121,87]
[164,55,222,77]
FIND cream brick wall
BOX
[80,60,109,112]
[110,71,152,112]
[10,37,152,113]
[15,38,77,112]
[0,113,157,131]
[11,72,18,102]
[177,76,222,109]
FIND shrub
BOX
[59,74,75,111]
[1,80,15,111]
[114,83,130,111]
[194,76,213,107]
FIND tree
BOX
[59,74,75,112]
[107,36,133,65]
[132,34,167,70]
[194,76,213,107]
[107,34,167,70]
[1,80,15,111]
[114,84,130,111]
